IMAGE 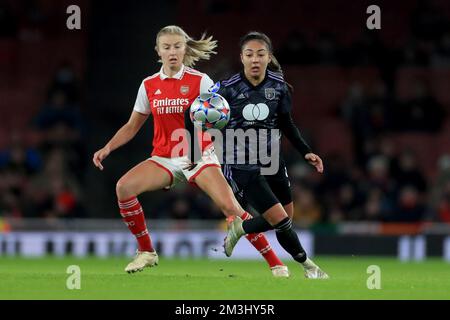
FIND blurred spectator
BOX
[341,82,394,164]
[314,32,340,65]
[345,31,385,66]
[292,185,322,227]
[168,197,191,220]
[410,0,450,43]
[24,148,85,218]
[431,31,450,67]
[49,62,81,103]
[33,90,85,136]
[390,186,426,222]
[363,187,393,221]
[317,153,350,193]
[435,181,450,223]
[430,154,450,222]
[0,131,42,218]
[393,150,427,193]
[156,186,223,220]
[18,0,49,42]
[277,31,315,65]
[33,89,87,180]
[0,131,41,176]
[393,81,446,132]
[401,38,431,66]
[335,183,364,220]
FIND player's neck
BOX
[244,70,265,87]
[162,65,183,78]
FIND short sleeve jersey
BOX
[133,65,214,158]
[217,70,292,169]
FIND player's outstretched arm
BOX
[278,112,324,173]
[92,111,149,170]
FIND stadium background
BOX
[1,0,450,263]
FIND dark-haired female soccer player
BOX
[218,32,328,278]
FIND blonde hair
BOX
[155,25,217,67]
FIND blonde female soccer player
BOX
[92,26,288,277]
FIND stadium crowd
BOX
[0,0,449,225]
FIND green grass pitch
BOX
[0,256,449,299]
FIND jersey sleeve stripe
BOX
[223,77,241,87]
[268,74,285,82]
[268,70,284,78]
[185,67,204,76]
[222,73,240,84]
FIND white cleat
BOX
[302,258,329,279]
[125,250,159,273]
[224,216,245,257]
[271,265,290,278]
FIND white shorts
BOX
[147,146,221,189]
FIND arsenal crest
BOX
[180,85,190,95]
[265,88,276,100]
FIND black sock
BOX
[274,217,307,263]
[242,215,273,234]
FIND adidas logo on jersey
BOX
[155,89,162,95]
[237,93,246,99]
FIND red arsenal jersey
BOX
[133,65,214,158]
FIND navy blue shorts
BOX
[222,162,292,214]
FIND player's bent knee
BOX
[217,199,239,217]
[116,179,135,200]
[263,204,289,225]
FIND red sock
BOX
[241,212,284,268]
[118,196,154,252]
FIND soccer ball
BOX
[190,93,230,130]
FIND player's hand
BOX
[305,153,324,173]
[93,146,110,171]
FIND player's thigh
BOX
[194,166,244,217]
[283,202,294,220]
[245,175,288,224]
[116,160,172,199]
[267,177,293,219]
[265,172,293,210]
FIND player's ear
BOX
[240,53,244,64]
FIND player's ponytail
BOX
[156,25,217,67]
[268,55,283,74]
[240,31,293,92]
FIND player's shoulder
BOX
[267,70,285,84]
[266,70,290,93]
[220,72,242,87]
[184,66,208,78]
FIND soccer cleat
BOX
[271,265,290,278]
[302,258,329,279]
[125,250,159,273]
[223,216,245,257]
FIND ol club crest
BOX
[265,88,276,100]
